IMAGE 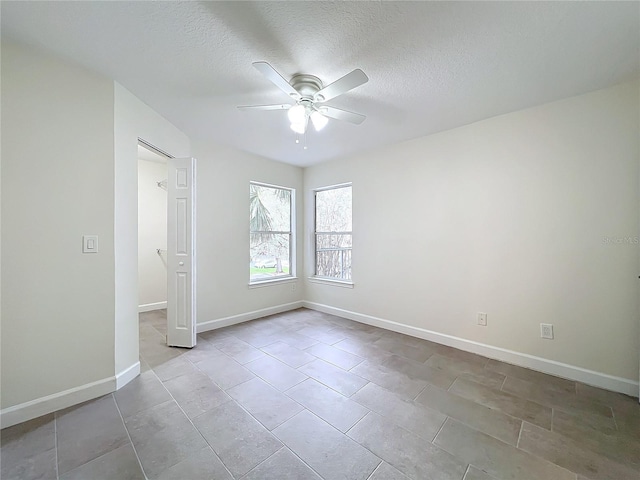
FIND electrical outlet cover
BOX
[540,323,554,339]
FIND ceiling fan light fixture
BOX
[310,110,328,131]
[287,104,306,125]
[290,118,307,134]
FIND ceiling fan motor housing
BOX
[290,74,324,101]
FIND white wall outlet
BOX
[82,235,98,253]
[291,282,296,292]
[540,323,554,339]
[477,313,487,326]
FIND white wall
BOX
[193,141,304,328]
[304,81,640,387]
[137,159,168,308]
[0,43,191,426]
[1,42,116,408]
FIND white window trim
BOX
[308,276,354,288]
[250,181,295,285]
[313,182,353,282]
[249,277,298,289]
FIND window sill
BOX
[308,277,354,288]
[249,277,297,289]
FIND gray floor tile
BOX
[373,337,433,363]
[124,400,208,479]
[350,361,428,400]
[114,370,172,418]
[286,379,369,432]
[463,466,499,480]
[502,376,614,421]
[140,309,167,324]
[555,401,618,436]
[269,331,320,350]
[577,384,640,440]
[213,336,267,364]
[163,371,232,419]
[242,448,322,480]
[56,394,129,475]
[299,359,369,397]
[152,356,199,382]
[434,418,576,480]
[333,338,394,363]
[139,333,183,369]
[245,355,308,391]
[58,443,144,480]
[140,356,151,372]
[615,407,640,442]
[576,383,639,415]
[518,421,639,480]
[432,344,489,366]
[227,377,304,430]
[181,339,227,363]
[274,410,381,480]
[1,447,57,480]
[0,414,56,480]
[425,354,505,389]
[193,401,282,477]
[368,462,411,480]
[348,412,467,480]
[485,359,576,393]
[379,330,438,351]
[296,325,348,345]
[340,325,385,343]
[351,383,446,442]
[305,342,365,370]
[155,446,232,480]
[6,309,636,480]
[381,355,457,390]
[262,341,317,368]
[195,353,255,390]
[450,377,552,429]
[198,328,232,342]
[415,385,522,446]
[552,410,639,466]
[231,328,281,348]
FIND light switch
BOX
[83,235,98,253]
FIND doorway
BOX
[136,139,198,360]
[137,141,171,365]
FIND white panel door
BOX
[167,157,196,348]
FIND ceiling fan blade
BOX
[314,69,368,102]
[321,106,366,125]
[252,62,300,99]
[237,104,291,111]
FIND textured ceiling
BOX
[2,1,639,167]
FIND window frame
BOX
[313,182,353,285]
[249,181,295,286]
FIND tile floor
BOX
[1,308,639,480]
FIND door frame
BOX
[136,139,197,348]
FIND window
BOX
[250,182,293,283]
[314,184,352,281]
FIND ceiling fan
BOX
[238,62,369,134]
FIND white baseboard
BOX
[1,377,115,429]
[197,301,304,333]
[138,301,167,313]
[1,361,141,429]
[116,361,140,389]
[303,301,639,397]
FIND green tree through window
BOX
[250,183,293,283]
